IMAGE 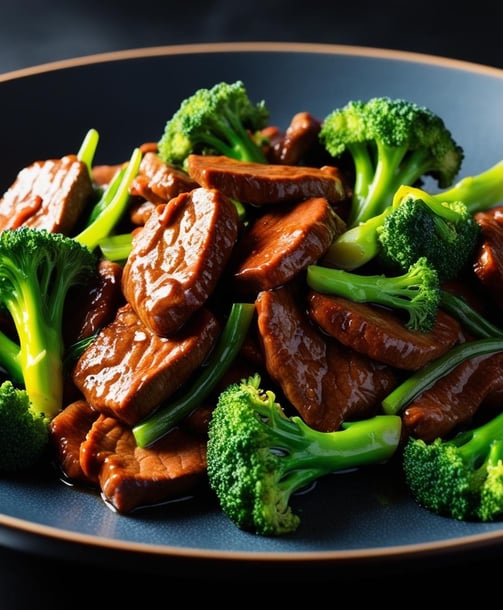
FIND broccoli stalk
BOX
[74,147,142,252]
[439,158,503,213]
[76,127,99,177]
[133,302,256,448]
[0,227,97,471]
[157,80,269,169]
[306,256,440,332]
[323,159,503,272]
[319,96,464,229]
[439,289,503,338]
[207,373,402,536]
[382,337,503,415]
[0,331,23,385]
[403,410,503,522]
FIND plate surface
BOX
[1,42,503,573]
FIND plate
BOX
[1,42,503,575]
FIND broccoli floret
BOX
[207,373,402,536]
[403,411,503,521]
[377,185,480,280]
[322,159,503,271]
[319,96,464,228]
[0,227,97,471]
[0,380,49,472]
[306,256,440,332]
[157,80,269,168]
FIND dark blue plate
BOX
[1,42,503,573]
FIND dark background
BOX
[1,1,502,606]
[1,0,502,73]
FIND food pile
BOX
[1,80,503,536]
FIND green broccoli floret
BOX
[306,256,440,332]
[403,411,503,522]
[323,159,503,271]
[319,96,464,229]
[207,373,402,536]
[376,185,480,280]
[0,380,49,472]
[157,80,269,168]
[0,227,97,472]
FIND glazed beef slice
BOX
[186,154,348,206]
[307,292,462,371]
[72,304,220,427]
[80,413,207,513]
[402,352,503,442]
[255,283,398,432]
[121,187,238,337]
[473,205,503,308]
[0,154,93,234]
[231,196,346,294]
[49,400,207,513]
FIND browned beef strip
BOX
[79,413,207,513]
[121,187,239,337]
[307,292,463,371]
[186,154,349,206]
[231,197,346,295]
[402,351,503,442]
[64,258,125,345]
[49,399,100,484]
[129,151,199,207]
[72,304,220,426]
[265,112,323,165]
[128,200,157,226]
[255,283,398,432]
[92,163,126,187]
[0,154,94,234]
[92,143,158,188]
[473,205,503,308]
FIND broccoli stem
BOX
[306,261,439,332]
[0,331,23,385]
[382,337,503,414]
[451,411,503,465]
[203,116,268,163]
[84,165,126,227]
[283,414,403,472]
[76,128,99,177]
[350,142,409,226]
[307,263,395,303]
[322,209,388,269]
[6,276,63,417]
[98,232,133,262]
[74,147,142,251]
[262,414,402,503]
[439,290,503,338]
[133,302,255,447]
[438,159,503,213]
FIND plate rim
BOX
[1,41,503,83]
